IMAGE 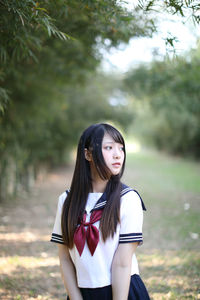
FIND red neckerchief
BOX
[72,184,146,257]
[74,209,103,256]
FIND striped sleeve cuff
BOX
[119,233,143,245]
[50,233,64,244]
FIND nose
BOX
[113,147,121,159]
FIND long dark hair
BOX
[61,123,126,247]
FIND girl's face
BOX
[101,132,125,176]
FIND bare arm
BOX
[57,244,83,300]
[112,242,138,300]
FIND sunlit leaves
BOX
[138,0,200,24]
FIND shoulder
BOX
[120,184,146,211]
[57,190,69,208]
[119,185,144,234]
[120,189,141,210]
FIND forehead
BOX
[102,133,117,144]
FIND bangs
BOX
[104,124,125,147]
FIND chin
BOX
[111,170,120,176]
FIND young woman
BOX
[51,123,150,300]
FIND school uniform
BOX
[50,184,150,300]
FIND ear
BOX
[84,148,92,161]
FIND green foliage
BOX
[0,0,156,109]
[0,0,68,63]
[138,0,200,24]
[124,45,200,158]
[0,0,70,112]
[138,0,200,49]
[0,69,133,200]
[0,0,156,200]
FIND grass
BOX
[124,148,200,299]
[125,148,200,193]
[124,149,200,251]
[137,250,200,299]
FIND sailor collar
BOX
[66,183,146,212]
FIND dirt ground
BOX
[0,166,72,300]
[0,165,199,299]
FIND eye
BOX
[119,146,124,151]
[104,146,112,150]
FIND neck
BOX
[90,163,108,193]
[91,178,108,193]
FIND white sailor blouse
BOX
[51,184,146,288]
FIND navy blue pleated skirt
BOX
[67,274,150,300]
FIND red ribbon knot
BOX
[74,209,103,256]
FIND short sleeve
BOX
[119,190,144,245]
[50,192,67,244]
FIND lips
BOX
[112,163,121,166]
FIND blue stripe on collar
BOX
[92,192,107,211]
[92,183,146,211]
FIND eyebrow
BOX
[102,140,123,144]
[102,140,114,144]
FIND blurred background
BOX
[0,1,200,299]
